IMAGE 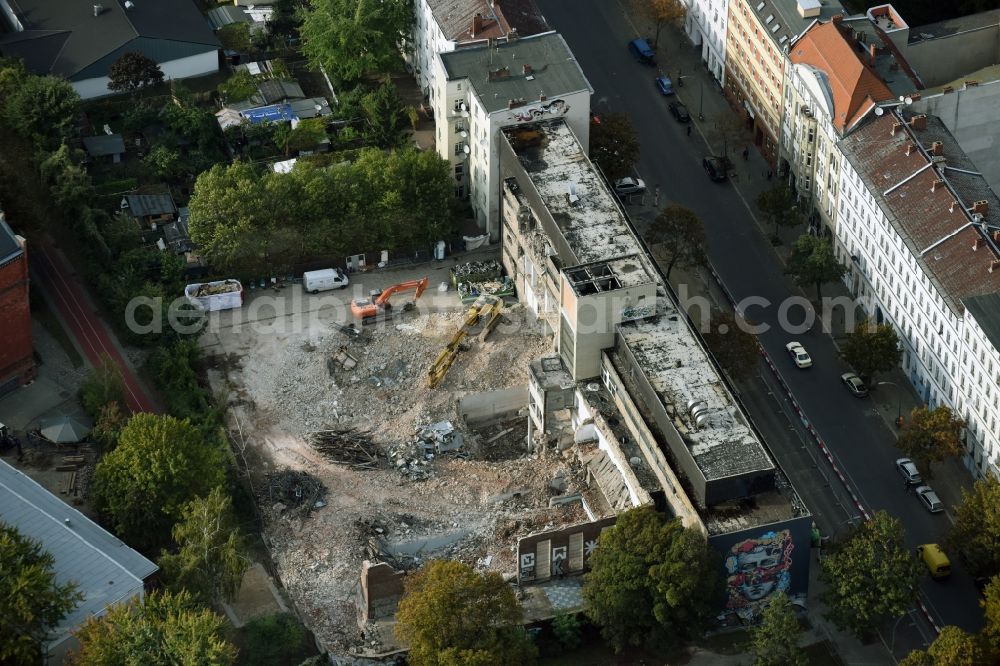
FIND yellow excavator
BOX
[428,294,503,388]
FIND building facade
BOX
[685,0,729,84]
[433,33,591,239]
[0,214,34,395]
[837,110,1000,478]
[724,0,841,166]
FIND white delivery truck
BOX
[303,268,349,293]
[184,279,244,311]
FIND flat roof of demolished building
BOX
[503,120,650,268]
[617,310,775,483]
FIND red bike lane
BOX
[31,242,157,414]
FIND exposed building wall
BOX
[0,230,34,395]
[516,516,616,583]
[901,27,1000,89]
[70,50,219,99]
[357,561,406,623]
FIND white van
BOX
[303,268,349,293]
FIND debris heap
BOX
[308,427,380,469]
[264,470,327,515]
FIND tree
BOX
[842,320,902,384]
[897,406,964,481]
[645,204,707,279]
[92,413,226,549]
[785,233,846,301]
[299,0,413,84]
[551,614,582,651]
[395,560,537,665]
[583,506,721,652]
[643,0,687,48]
[274,118,328,157]
[71,590,236,665]
[703,311,759,381]
[819,511,922,639]
[217,70,257,104]
[756,184,802,238]
[710,114,747,161]
[241,614,308,666]
[1,522,83,664]
[900,626,989,666]
[750,592,806,666]
[217,23,252,53]
[944,477,1000,581]
[590,113,640,182]
[79,354,126,418]
[107,52,164,93]
[91,401,126,451]
[0,67,80,147]
[982,575,1000,655]
[159,487,250,603]
[360,79,406,147]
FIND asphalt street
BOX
[536,0,983,633]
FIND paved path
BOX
[31,240,157,414]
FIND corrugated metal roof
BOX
[126,194,177,218]
[0,460,157,646]
[82,134,126,157]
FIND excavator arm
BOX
[374,277,429,307]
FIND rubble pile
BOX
[452,259,514,302]
[308,427,380,469]
[263,470,327,515]
[387,421,467,481]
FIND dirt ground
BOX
[200,260,585,653]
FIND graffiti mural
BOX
[724,529,794,619]
[508,99,569,123]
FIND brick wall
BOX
[0,236,35,393]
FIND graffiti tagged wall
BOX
[516,516,617,584]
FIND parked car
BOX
[702,156,728,182]
[915,485,944,513]
[668,101,690,122]
[917,544,951,579]
[840,372,869,397]
[627,38,656,65]
[655,75,674,96]
[785,341,812,368]
[614,177,646,196]
[895,457,922,485]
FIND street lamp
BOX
[877,381,904,427]
[699,82,705,121]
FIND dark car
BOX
[668,101,690,122]
[702,156,727,182]
[628,38,656,65]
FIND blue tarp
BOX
[241,103,296,124]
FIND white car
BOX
[614,177,646,196]
[785,341,812,368]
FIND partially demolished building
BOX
[499,119,812,620]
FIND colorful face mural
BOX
[724,529,794,619]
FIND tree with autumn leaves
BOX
[642,0,687,48]
[896,405,964,480]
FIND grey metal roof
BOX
[258,79,305,104]
[0,460,157,646]
[741,0,843,50]
[82,134,126,157]
[964,293,1000,352]
[0,215,23,266]
[441,32,591,114]
[207,5,250,30]
[126,193,177,218]
[0,0,219,80]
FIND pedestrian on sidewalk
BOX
[767,170,773,180]
[686,125,692,137]
[653,185,660,207]
[742,147,749,161]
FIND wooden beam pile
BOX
[308,427,380,469]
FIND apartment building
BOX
[407,0,549,101]
[0,213,34,396]
[837,110,1000,478]
[499,119,812,621]
[685,0,730,84]
[780,9,920,235]
[433,33,592,240]
[725,0,842,166]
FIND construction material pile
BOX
[307,427,380,469]
[387,421,466,481]
[451,260,514,303]
[264,470,327,515]
[190,280,241,296]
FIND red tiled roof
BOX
[790,21,893,133]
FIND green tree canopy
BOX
[589,112,640,182]
[702,311,759,381]
[159,487,250,603]
[217,23,253,53]
[71,590,236,665]
[646,204,708,279]
[751,592,806,666]
[1,522,83,664]
[300,0,413,84]
[756,184,802,237]
[899,626,989,666]
[360,79,406,147]
[819,511,922,639]
[897,406,964,480]
[0,62,80,148]
[842,320,902,383]
[945,476,1000,580]
[395,559,537,666]
[785,233,846,301]
[583,506,721,652]
[982,575,1000,656]
[79,354,126,418]
[92,413,226,549]
[107,51,164,93]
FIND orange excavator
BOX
[350,277,429,324]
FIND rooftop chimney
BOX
[522,64,532,76]
[994,230,1000,242]
[891,122,904,136]
[472,13,483,37]
[507,98,525,109]
[973,200,989,216]
[831,14,844,24]
[966,80,980,88]
[93,3,103,16]
[931,179,944,192]
[943,85,954,94]
[909,114,927,130]
[931,141,943,156]
[905,143,915,156]
[990,259,1000,273]
[539,93,547,101]
[974,236,986,250]
[488,66,511,82]
[950,201,958,213]
[868,43,878,66]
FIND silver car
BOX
[915,486,944,513]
